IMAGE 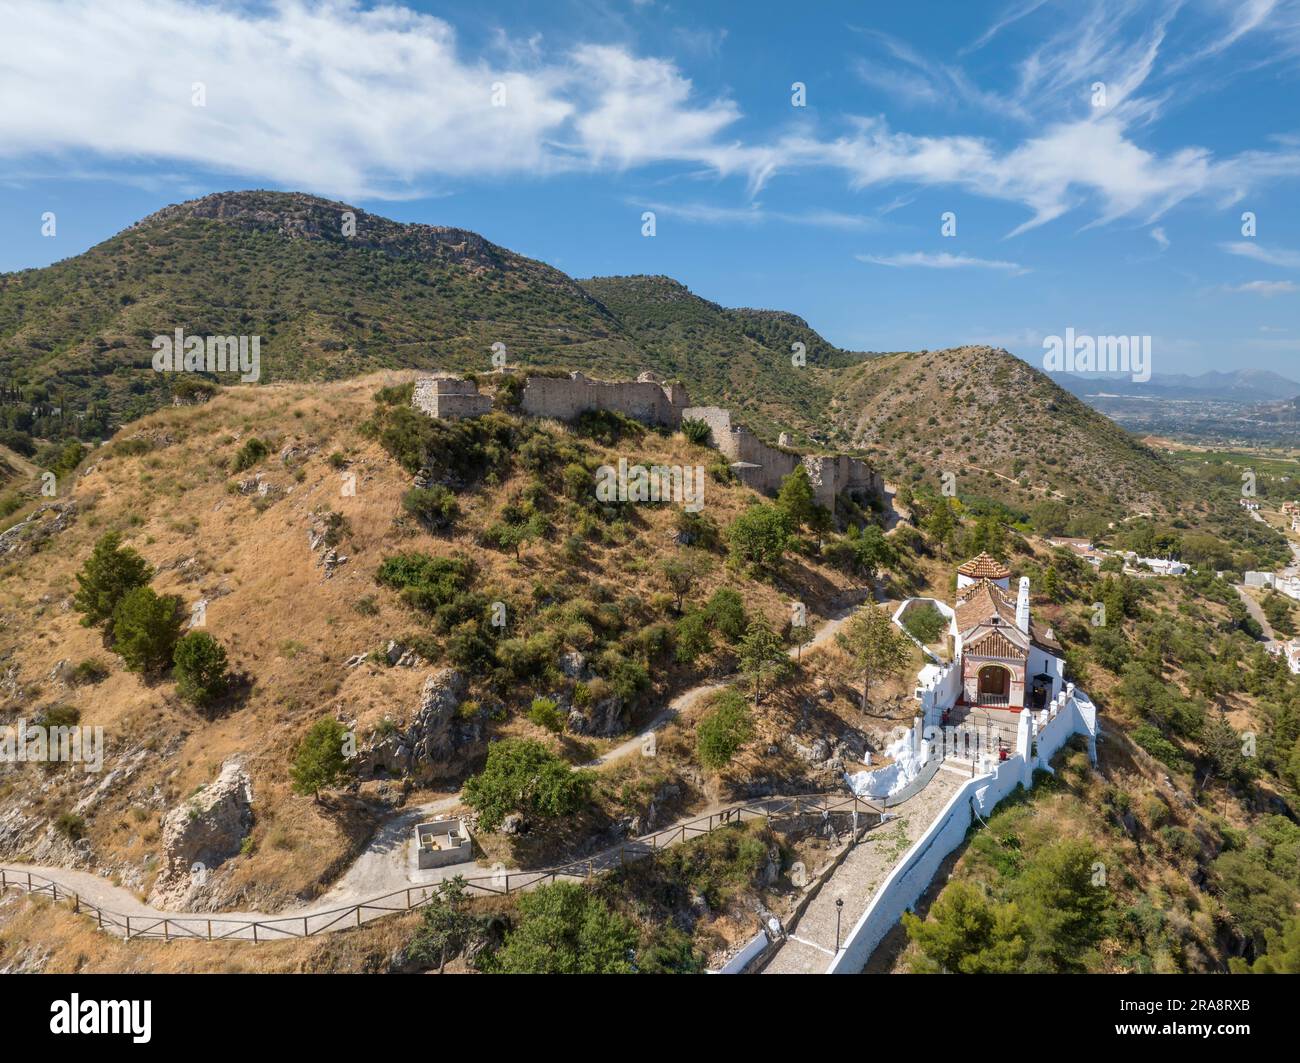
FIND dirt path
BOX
[0,590,889,940]
[1,791,877,942]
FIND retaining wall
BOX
[825,692,1096,974]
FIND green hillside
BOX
[0,189,1285,544]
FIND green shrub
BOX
[681,418,712,446]
[902,603,948,645]
[290,717,351,801]
[55,812,86,840]
[402,485,460,531]
[705,587,747,641]
[376,553,475,614]
[73,531,153,633]
[462,739,594,831]
[70,658,110,686]
[111,586,183,675]
[232,437,269,472]
[528,697,565,734]
[487,882,636,974]
[696,689,754,770]
[674,609,712,663]
[726,503,790,571]
[173,631,231,707]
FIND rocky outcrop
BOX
[565,693,628,737]
[149,757,254,909]
[0,501,77,557]
[355,669,486,784]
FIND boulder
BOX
[356,669,482,784]
[149,757,253,909]
[564,693,626,737]
[501,812,526,836]
[559,651,587,679]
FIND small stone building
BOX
[412,374,494,420]
[415,816,472,869]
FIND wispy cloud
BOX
[855,251,1026,271]
[2,0,1299,235]
[1150,226,1169,250]
[637,199,877,230]
[1221,241,1300,268]
[1225,279,1298,296]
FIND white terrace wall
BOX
[825,691,1097,975]
[520,371,687,427]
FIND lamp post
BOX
[835,898,844,952]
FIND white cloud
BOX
[639,199,877,230]
[0,0,762,199]
[1,0,1298,232]
[1150,226,1169,250]
[855,251,1025,271]
[1221,242,1300,269]
[1225,280,1298,296]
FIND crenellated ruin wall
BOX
[413,370,879,508]
[520,371,687,426]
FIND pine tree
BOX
[738,618,789,705]
[73,531,153,634]
[835,604,912,713]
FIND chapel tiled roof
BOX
[956,552,1011,579]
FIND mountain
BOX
[833,346,1196,520]
[1053,368,1300,403]
[0,189,1274,527]
[0,190,654,429]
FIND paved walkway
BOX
[1234,583,1276,645]
[761,764,966,974]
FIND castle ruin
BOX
[411,369,880,509]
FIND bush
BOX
[376,553,475,614]
[38,704,81,728]
[55,812,87,840]
[597,652,650,703]
[726,503,791,571]
[111,586,183,675]
[705,587,747,641]
[70,658,110,686]
[232,437,269,472]
[696,689,754,770]
[463,739,594,831]
[173,631,230,707]
[528,697,565,734]
[675,609,712,663]
[402,485,460,531]
[674,509,721,550]
[902,604,947,645]
[681,418,712,446]
[487,882,636,974]
[73,531,153,633]
[290,717,351,801]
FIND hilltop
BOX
[0,189,1282,546]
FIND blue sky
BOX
[3,0,1300,376]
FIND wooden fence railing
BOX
[0,792,880,943]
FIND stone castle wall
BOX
[412,375,493,419]
[413,370,879,508]
[520,371,687,426]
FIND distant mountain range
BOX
[1051,368,1300,403]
